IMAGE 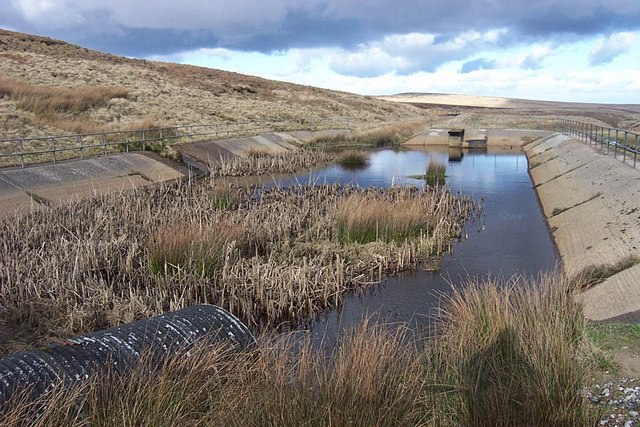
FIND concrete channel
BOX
[524,133,640,321]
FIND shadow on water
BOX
[268,148,557,342]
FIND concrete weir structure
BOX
[524,134,640,321]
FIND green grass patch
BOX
[211,183,240,210]
[426,159,446,186]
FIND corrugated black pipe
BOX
[0,304,254,406]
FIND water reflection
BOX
[271,148,557,339]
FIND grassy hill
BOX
[0,29,422,139]
[1,28,639,142]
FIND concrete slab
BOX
[582,264,640,321]
[527,133,640,320]
[0,153,184,217]
[549,197,639,276]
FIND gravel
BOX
[587,378,640,426]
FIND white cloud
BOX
[327,29,508,77]
[589,32,637,65]
[519,44,553,69]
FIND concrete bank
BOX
[179,129,350,171]
[0,129,349,217]
[524,133,640,321]
[0,152,185,217]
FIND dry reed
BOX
[0,180,473,352]
[212,149,336,176]
[0,274,598,426]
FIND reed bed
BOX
[0,274,598,426]
[212,149,336,176]
[0,180,474,353]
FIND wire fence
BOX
[559,118,640,169]
[0,116,350,168]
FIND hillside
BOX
[379,93,640,132]
[2,29,639,141]
[0,29,422,139]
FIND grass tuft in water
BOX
[426,159,446,186]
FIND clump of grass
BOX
[430,273,594,426]
[572,255,640,290]
[426,159,446,186]
[338,150,369,169]
[337,191,439,244]
[246,148,272,159]
[211,182,240,210]
[146,220,246,277]
[0,78,129,116]
[0,275,599,426]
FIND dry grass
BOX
[0,78,128,116]
[0,180,473,353]
[430,273,594,426]
[0,29,422,139]
[0,274,599,426]
[213,149,336,176]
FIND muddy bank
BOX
[524,133,640,321]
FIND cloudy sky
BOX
[2,0,640,103]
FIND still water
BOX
[271,148,557,337]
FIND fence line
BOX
[0,116,350,168]
[558,119,640,169]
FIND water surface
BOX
[271,148,557,338]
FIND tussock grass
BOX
[211,182,241,210]
[337,150,369,169]
[337,191,449,245]
[426,159,446,186]
[0,274,598,426]
[572,255,640,289]
[0,78,129,116]
[147,220,247,277]
[430,273,594,426]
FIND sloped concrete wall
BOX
[525,134,640,321]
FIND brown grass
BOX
[213,149,336,176]
[0,78,129,116]
[0,181,473,353]
[0,274,599,426]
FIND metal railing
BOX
[559,119,640,169]
[0,116,350,168]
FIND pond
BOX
[269,148,557,339]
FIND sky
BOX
[1,0,640,104]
